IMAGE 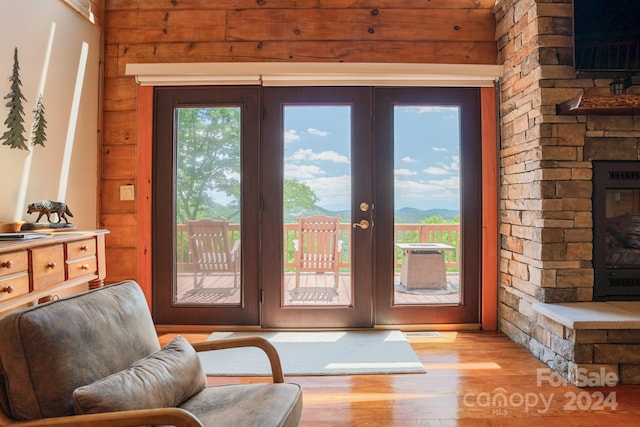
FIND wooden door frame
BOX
[134,84,498,329]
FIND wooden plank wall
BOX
[101,0,497,285]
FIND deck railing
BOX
[177,222,460,272]
[393,223,459,269]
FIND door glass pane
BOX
[174,107,242,305]
[283,106,352,307]
[393,105,461,305]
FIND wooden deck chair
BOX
[186,219,240,289]
[293,215,342,290]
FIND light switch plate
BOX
[120,185,135,201]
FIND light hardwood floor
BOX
[158,330,640,426]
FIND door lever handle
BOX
[352,219,370,230]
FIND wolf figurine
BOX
[26,200,74,223]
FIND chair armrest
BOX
[191,336,285,383]
[1,407,202,427]
[231,239,241,255]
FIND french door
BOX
[153,86,261,325]
[373,87,481,325]
[152,85,481,327]
[261,87,481,327]
[261,87,374,327]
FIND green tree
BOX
[175,107,320,224]
[1,48,28,150]
[283,179,318,213]
[176,107,241,223]
[421,215,446,224]
[420,214,460,224]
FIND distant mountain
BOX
[284,206,459,223]
[394,207,459,223]
[284,205,337,223]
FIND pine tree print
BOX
[31,94,47,147]
[1,47,28,150]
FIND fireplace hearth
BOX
[593,161,640,300]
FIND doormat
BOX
[198,330,426,376]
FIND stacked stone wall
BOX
[496,0,640,383]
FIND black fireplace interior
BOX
[593,161,640,300]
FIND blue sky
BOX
[284,105,461,212]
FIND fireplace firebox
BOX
[593,161,640,300]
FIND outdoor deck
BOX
[175,272,461,306]
[175,222,461,307]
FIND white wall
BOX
[0,0,100,230]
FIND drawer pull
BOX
[46,262,57,269]
[81,264,90,270]
[80,245,88,251]
[1,260,13,269]
[38,295,58,304]
[1,285,13,294]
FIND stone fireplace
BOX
[593,161,640,300]
[495,0,640,385]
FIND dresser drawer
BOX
[31,245,65,291]
[0,273,29,302]
[0,250,28,278]
[0,230,108,314]
[66,238,96,261]
[66,256,97,280]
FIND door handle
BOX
[352,219,370,230]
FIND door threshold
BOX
[155,323,482,334]
[375,323,481,331]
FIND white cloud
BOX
[285,164,325,179]
[394,176,460,208]
[416,106,458,114]
[423,167,449,175]
[400,176,459,192]
[305,175,351,209]
[289,148,349,164]
[307,128,329,137]
[395,178,441,193]
[434,175,460,190]
[432,147,448,152]
[284,129,300,143]
[423,157,459,175]
[395,168,417,176]
[441,156,460,172]
[401,156,417,163]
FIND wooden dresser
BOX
[0,230,108,313]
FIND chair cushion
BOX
[0,281,161,420]
[179,383,303,427]
[73,335,206,414]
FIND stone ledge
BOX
[556,94,640,115]
[532,301,640,329]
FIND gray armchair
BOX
[0,280,302,426]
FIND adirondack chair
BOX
[293,215,343,291]
[186,219,240,290]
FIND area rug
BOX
[198,330,426,376]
